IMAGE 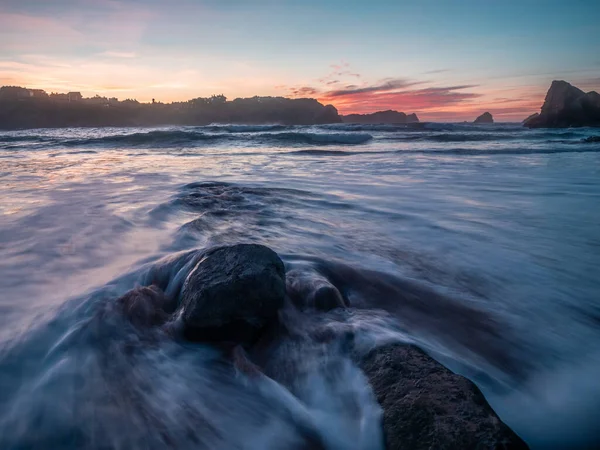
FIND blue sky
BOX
[1,0,599,120]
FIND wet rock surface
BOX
[111,244,529,449]
[117,285,172,328]
[286,268,347,312]
[178,243,286,343]
[360,344,529,450]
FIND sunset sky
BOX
[1,0,599,121]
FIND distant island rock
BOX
[0,86,342,130]
[341,110,419,124]
[524,80,600,128]
[473,112,494,124]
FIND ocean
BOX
[0,123,599,449]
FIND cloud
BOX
[316,82,485,118]
[288,86,320,97]
[422,69,450,75]
[98,51,137,58]
[325,78,422,97]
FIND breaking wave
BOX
[56,130,374,148]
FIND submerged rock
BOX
[474,112,494,124]
[524,80,600,128]
[361,344,529,450]
[117,285,172,328]
[286,269,347,312]
[178,244,286,343]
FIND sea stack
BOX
[474,112,494,124]
[524,80,600,128]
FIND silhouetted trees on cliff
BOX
[0,87,341,130]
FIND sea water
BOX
[1,123,599,448]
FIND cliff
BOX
[524,80,600,128]
[0,89,342,130]
[341,110,419,124]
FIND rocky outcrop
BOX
[361,344,529,450]
[474,112,494,124]
[111,243,528,448]
[406,113,419,123]
[522,113,539,124]
[341,110,419,124]
[178,244,286,343]
[524,80,600,128]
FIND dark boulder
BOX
[474,112,494,124]
[360,344,529,450]
[178,244,286,343]
[524,80,600,128]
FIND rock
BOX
[286,269,347,312]
[524,80,600,128]
[178,244,286,343]
[360,344,529,450]
[315,104,343,124]
[522,113,539,124]
[474,112,494,124]
[341,110,419,124]
[117,285,171,328]
[406,113,420,123]
[583,135,600,143]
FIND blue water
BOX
[0,123,599,449]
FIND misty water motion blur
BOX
[1,123,600,449]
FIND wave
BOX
[284,149,355,156]
[58,130,373,148]
[319,124,414,132]
[399,147,600,156]
[266,132,372,145]
[204,124,289,133]
[582,136,600,143]
[0,135,54,144]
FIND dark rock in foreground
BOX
[524,80,600,128]
[361,344,529,450]
[474,112,494,124]
[342,110,419,124]
[178,244,286,343]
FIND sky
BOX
[1,0,599,121]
